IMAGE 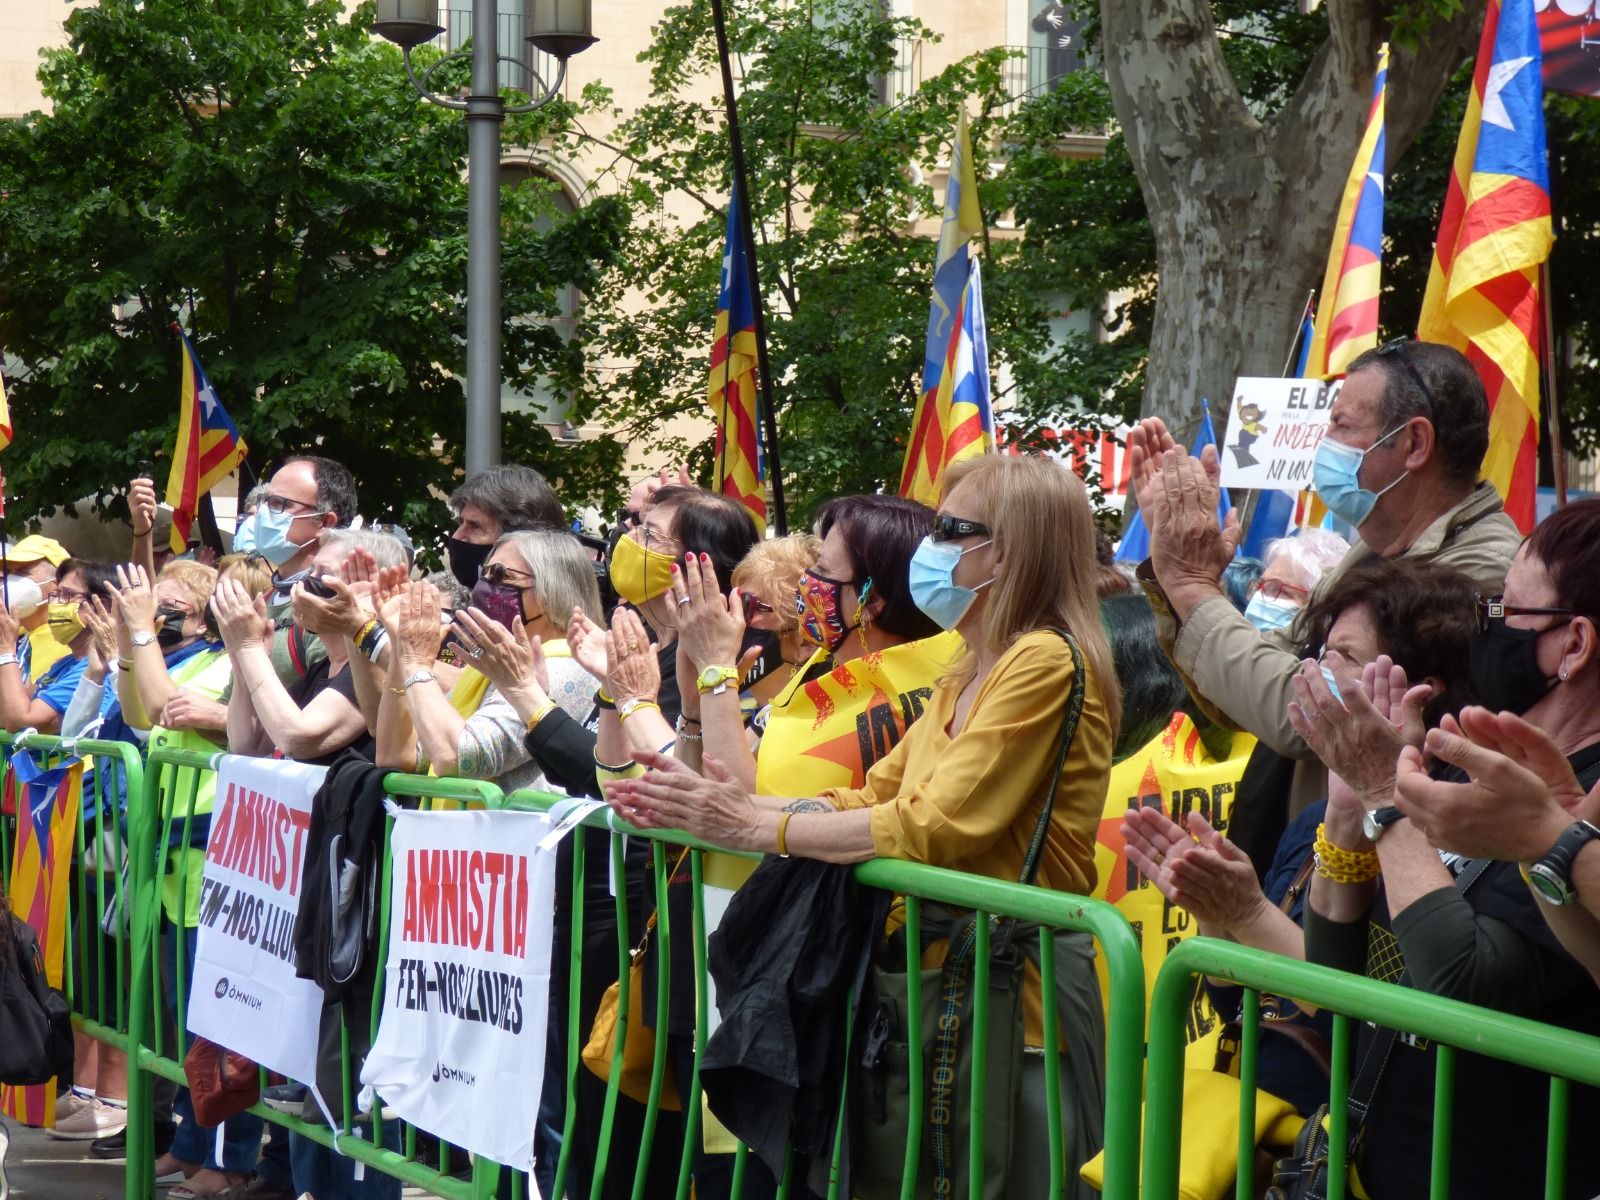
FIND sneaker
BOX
[91,1121,176,1160]
[54,1089,92,1121]
[48,1097,127,1141]
[260,1083,307,1115]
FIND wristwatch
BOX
[695,664,741,696]
[401,669,436,690]
[131,630,157,648]
[1528,820,1600,906]
[1362,805,1406,843]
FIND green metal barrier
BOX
[0,731,159,1195]
[135,747,511,1200]
[1140,937,1600,1200]
[500,787,1147,1200]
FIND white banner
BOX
[186,755,329,1097]
[360,808,558,1175]
[1218,376,1343,491]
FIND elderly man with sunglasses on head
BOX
[1127,340,1522,840]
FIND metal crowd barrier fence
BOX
[499,786,1147,1200]
[1140,936,1600,1200]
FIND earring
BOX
[1561,669,1570,681]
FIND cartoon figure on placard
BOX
[1228,399,1266,469]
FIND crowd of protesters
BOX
[1,339,1599,1199]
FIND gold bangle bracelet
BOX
[776,811,793,858]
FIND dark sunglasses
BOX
[480,561,535,588]
[931,515,991,543]
[1475,594,1576,635]
[1375,337,1437,422]
[743,594,775,622]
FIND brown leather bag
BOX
[182,1036,262,1125]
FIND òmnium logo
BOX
[431,1061,476,1087]
[213,977,264,1011]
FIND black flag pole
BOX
[709,0,787,536]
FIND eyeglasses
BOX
[743,594,775,622]
[931,515,991,543]
[261,493,324,517]
[1475,594,1576,635]
[480,562,535,588]
[55,588,89,604]
[1250,578,1309,603]
[1375,337,1437,423]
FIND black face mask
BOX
[447,537,494,591]
[1468,623,1564,716]
[155,608,190,650]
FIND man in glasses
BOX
[1127,339,1523,844]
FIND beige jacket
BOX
[1144,481,1522,817]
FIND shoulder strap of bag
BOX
[1017,629,1087,888]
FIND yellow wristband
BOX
[1313,824,1381,884]
[524,699,559,730]
[618,698,661,722]
[776,810,793,858]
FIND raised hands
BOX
[1395,707,1598,862]
[129,474,158,539]
[605,607,659,706]
[568,606,608,683]
[80,597,119,670]
[382,581,444,669]
[111,563,158,634]
[671,553,746,675]
[211,576,272,652]
[1287,651,1432,810]
[452,608,549,699]
[291,573,365,640]
[1121,806,1271,935]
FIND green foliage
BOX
[0,0,630,549]
[567,0,1147,525]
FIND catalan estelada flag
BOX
[1305,45,1389,379]
[164,330,248,553]
[2,749,83,1126]
[0,349,12,454]
[1418,0,1552,532]
[900,108,992,507]
[708,187,767,535]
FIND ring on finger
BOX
[676,595,693,607]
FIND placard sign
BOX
[187,756,328,1096]
[1218,377,1342,491]
[360,808,558,1175]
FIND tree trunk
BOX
[1098,0,1487,443]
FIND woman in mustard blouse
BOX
[606,453,1121,1196]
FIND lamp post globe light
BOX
[372,0,595,475]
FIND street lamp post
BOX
[372,0,595,476]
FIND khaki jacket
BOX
[1144,481,1522,817]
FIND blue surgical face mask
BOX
[252,505,317,568]
[1319,664,1344,705]
[908,536,993,631]
[1245,592,1300,634]
[231,515,257,554]
[1311,426,1408,528]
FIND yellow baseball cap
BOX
[8,535,71,567]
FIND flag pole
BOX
[1540,261,1568,507]
[709,0,787,535]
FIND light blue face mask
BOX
[231,515,257,554]
[251,504,320,568]
[1311,425,1408,528]
[908,535,993,631]
[1245,592,1300,634]
[1319,663,1344,705]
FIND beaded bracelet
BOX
[1313,823,1381,884]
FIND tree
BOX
[0,0,630,546]
[1096,0,1488,439]
[562,0,1138,526]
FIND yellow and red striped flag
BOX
[899,108,992,507]
[1417,0,1552,531]
[1,751,83,1126]
[164,330,248,553]
[1305,44,1389,379]
[0,353,13,453]
[707,187,767,535]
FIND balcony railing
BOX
[432,7,564,96]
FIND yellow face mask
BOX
[47,603,85,644]
[609,529,677,606]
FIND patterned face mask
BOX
[796,570,871,654]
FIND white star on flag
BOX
[199,383,219,418]
[1367,171,1384,194]
[1481,55,1534,132]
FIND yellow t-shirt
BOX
[824,629,1114,1046]
[25,624,70,683]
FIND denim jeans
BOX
[289,1123,402,1200]
[164,923,264,1172]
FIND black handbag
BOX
[0,914,74,1086]
[852,631,1088,1200]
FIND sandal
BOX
[167,1171,251,1199]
